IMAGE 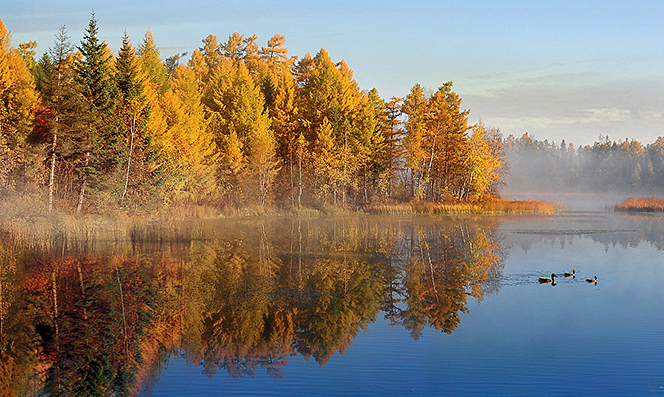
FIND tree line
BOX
[0,15,507,215]
[505,133,664,194]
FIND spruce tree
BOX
[75,12,119,212]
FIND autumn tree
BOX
[0,19,38,193]
[382,96,404,199]
[464,123,505,201]
[207,60,276,207]
[402,84,428,199]
[159,64,217,204]
[260,35,300,207]
[296,49,374,207]
[402,82,472,201]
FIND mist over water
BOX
[503,134,664,211]
[502,191,629,212]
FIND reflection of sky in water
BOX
[148,213,664,396]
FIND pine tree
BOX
[77,13,117,116]
[38,26,90,211]
[75,13,119,212]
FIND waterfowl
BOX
[586,276,598,284]
[564,269,576,278]
[538,273,556,284]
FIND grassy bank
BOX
[0,192,559,246]
[614,197,664,212]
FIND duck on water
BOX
[538,273,556,284]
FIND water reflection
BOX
[0,217,505,394]
[503,212,664,252]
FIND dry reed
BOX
[614,197,664,212]
[366,199,558,215]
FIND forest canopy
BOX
[0,15,508,216]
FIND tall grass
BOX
[367,199,559,215]
[614,197,664,212]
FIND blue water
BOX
[144,213,664,396]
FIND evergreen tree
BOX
[75,13,119,212]
[115,31,148,207]
[38,26,90,211]
[76,13,117,116]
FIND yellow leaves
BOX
[467,123,505,201]
[138,28,168,92]
[0,19,37,145]
[187,49,209,87]
[312,118,343,200]
[224,130,244,175]
[157,64,217,200]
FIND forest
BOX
[505,133,664,195]
[0,15,507,217]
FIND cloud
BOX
[639,110,663,122]
[458,59,613,98]
[576,108,632,123]
[483,116,563,131]
[485,107,633,132]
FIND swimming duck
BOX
[564,269,576,278]
[538,273,556,284]
[586,276,597,284]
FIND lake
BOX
[2,211,664,396]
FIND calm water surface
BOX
[2,212,664,396]
[150,213,664,396]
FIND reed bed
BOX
[367,199,559,215]
[0,212,202,256]
[614,197,664,212]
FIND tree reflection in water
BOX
[0,217,504,394]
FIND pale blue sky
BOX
[3,0,664,146]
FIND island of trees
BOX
[0,15,509,217]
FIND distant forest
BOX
[0,15,660,216]
[505,133,664,194]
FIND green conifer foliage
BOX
[75,13,120,212]
[37,26,92,211]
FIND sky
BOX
[3,0,664,147]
